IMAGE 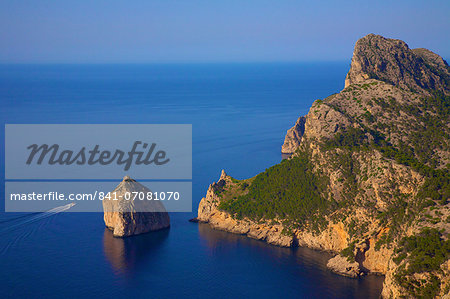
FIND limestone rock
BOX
[281,116,306,154]
[344,34,449,95]
[327,255,362,278]
[103,176,170,237]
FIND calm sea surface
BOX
[0,63,384,298]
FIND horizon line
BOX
[0,60,352,65]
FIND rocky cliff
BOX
[196,34,449,298]
[103,176,170,237]
[281,116,306,154]
[344,34,450,95]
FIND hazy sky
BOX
[1,0,449,63]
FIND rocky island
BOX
[195,34,449,298]
[103,176,170,237]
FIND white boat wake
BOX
[0,203,76,254]
[1,203,76,232]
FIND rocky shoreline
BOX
[193,170,391,278]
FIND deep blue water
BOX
[0,63,384,298]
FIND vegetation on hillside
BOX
[218,149,330,233]
[393,229,450,298]
[325,93,449,206]
[215,91,448,297]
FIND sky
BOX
[0,0,449,63]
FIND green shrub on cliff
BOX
[218,150,330,230]
[322,127,368,149]
[393,229,450,297]
[395,228,449,274]
[340,241,356,262]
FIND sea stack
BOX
[103,176,170,237]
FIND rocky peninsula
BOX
[195,34,450,298]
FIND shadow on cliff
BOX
[103,227,169,276]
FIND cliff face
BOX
[197,34,450,298]
[281,116,306,154]
[344,34,449,95]
[103,176,170,237]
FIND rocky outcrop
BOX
[197,34,449,298]
[413,48,450,74]
[103,176,170,237]
[344,34,449,95]
[327,255,362,278]
[281,116,306,154]
[197,170,295,247]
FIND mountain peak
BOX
[344,34,450,95]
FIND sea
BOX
[0,63,384,298]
